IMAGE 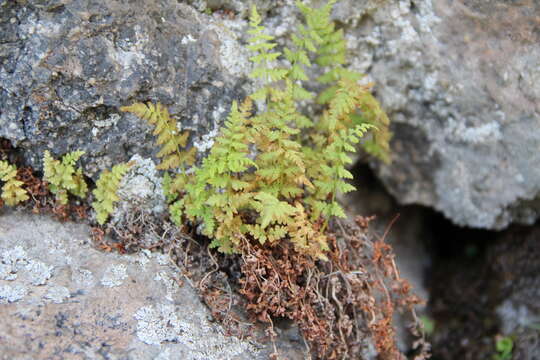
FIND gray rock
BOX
[0,210,306,359]
[333,0,540,229]
[0,0,248,177]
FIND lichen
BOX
[133,303,255,359]
[0,283,28,303]
[100,263,128,287]
[44,285,70,304]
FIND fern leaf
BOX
[252,192,297,229]
[0,161,29,206]
[43,150,88,205]
[121,102,195,171]
[92,162,131,225]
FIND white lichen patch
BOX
[181,34,197,44]
[72,268,95,287]
[134,304,254,359]
[130,249,152,269]
[154,271,178,302]
[206,23,251,77]
[193,127,219,153]
[0,284,28,303]
[446,119,502,144]
[114,155,166,220]
[44,285,70,304]
[155,348,172,360]
[0,245,29,280]
[25,260,53,286]
[155,253,169,266]
[101,264,128,287]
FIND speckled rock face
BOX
[0,0,249,177]
[0,211,305,359]
[332,0,540,229]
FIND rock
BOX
[330,0,540,229]
[427,223,540,359]
[0,0,249,177]
[0,210,305,359]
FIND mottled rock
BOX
[0,211,305,359]
[0,0,249,177]
[332,0,540,229]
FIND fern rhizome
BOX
[119,2,428,359]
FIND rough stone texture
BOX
[0,210,306,359]
[0,0,249,177]
[333,0,540,229]
[426,222,540,359]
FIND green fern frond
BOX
[0,160,29,206]
[43,150,88,205]
[182,99,256,252]
[247,6,288,99]
[92,162,132,225]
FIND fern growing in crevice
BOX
[43,150,88,205]
[92,162,132,225]
[0,160,29,206]
[297,0,392,163]
[182,99,256,253]
[121,1,391,261]
[309,123,374,221]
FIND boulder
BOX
[333,0,540,229]
[4,0,538,230]
[0,0,250,177]
[0,210,305,359]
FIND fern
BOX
[120,102,196,171]
[247,6,288,101]
[92,162,132,225]
[118,1,391,260]
[296,0,392,163]
[310,124,373,220]
[182,99,256,253]
[0,160,29,206]
[288,202,329,260]
[43,150,88,205]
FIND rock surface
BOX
[333,0,540,229]
[0,210,305,359]
[0,0,249,177]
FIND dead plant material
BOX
[237,217,431,360]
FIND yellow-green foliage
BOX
[43,150,88,205]
[92,162,131,225]
[122,1,391,259]
[0,160,29,206]
[296,0,392,163]
[120,102,196,171]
